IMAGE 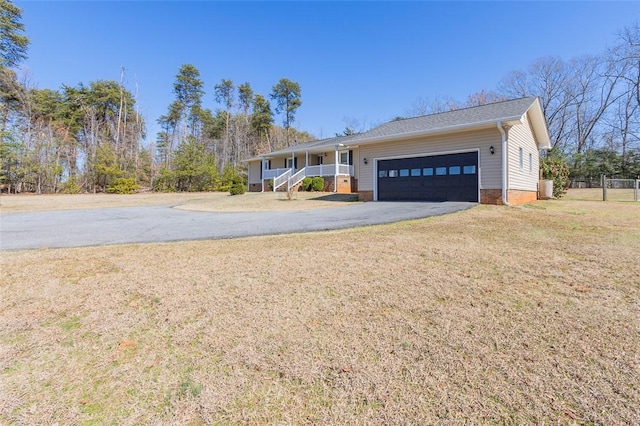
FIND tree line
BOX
[0,1,313,193]
[1,0,638,194]
[152,64,311,192]
[407,23,640,181]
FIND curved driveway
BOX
[0,202,474,251]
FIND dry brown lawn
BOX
[564,187,639,202]
[0,191,359,214]
[1,199,639,424]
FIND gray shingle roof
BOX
[353,96,538,141]
[251,97,542,159]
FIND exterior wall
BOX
[247,160,262,185]
[335,176,353,193]
[357,127,503,195]
[313,176,354,193]
[507,113,539,192]
[249,183,262,192]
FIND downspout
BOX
[497,121,509,206]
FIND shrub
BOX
[302,177,313,191]
[311,177,324,192]
[61,176,81,194]
[153,168,176,192]
[219,164,243,192]
[106,177,140,194]
[540,156,570,198]
[229,181,246,195]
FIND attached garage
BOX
[377,151,479,202]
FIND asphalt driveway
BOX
[0,202,475,251]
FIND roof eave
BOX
[526,98,552,150]
[352,118,520,146]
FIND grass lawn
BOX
[564,187,639,202]
[1,197,639,424]
[0,191,359,214]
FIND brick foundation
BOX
[358,191,374,202]
[480,189,537,205]
[508,189,537,204]
[480,189,503,205]
[249,183,262,192]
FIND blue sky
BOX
[16,1,640,143]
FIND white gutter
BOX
[497,121,509,206]
[353,118,523,147]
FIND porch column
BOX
[261,158,265,193]
[305,151,309,168]
[291,152,295,172]
[334,145,339,193]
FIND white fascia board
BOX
[526,99,552,150]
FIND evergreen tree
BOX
[0,0,29,68]
[251,94,273,149]
[270,78,301,146]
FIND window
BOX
[317,156,323,165]
[389,170,398,177]
[340,151,349,165]
[449,166,461,175]
[436,167,447,176]
[519,147,524,169]
[378,170,387,178]
[423,168,434,176]
[529,153,533,172]
[399,169,409,177]
[411,168,421,177]
[463,165,476,174]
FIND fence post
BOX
[602,175,607,201]
[635,179,639,202]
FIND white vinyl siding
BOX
[357,127,502,191]
[248,160,263,184]
[507,113,539,191]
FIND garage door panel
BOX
[378,152,478,202]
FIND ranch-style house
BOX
[246,97,551,205]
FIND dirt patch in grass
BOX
[1,200,639,424]
[0,191,358,214]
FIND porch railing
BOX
[272,169,291,191]
[263,167,291,180]
[263,164,354,191]
[305,164,354,177]
[288,167,307,190]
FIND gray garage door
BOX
[377,152,479,202]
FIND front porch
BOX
[256,164,355,193]
[246,138,360,193]
[262,164,354,181]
